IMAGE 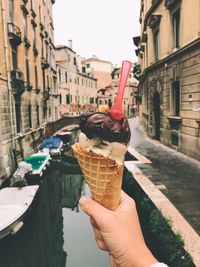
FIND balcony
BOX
[33,46,38,56]
[43,90,50,101]
[7,23,22,46]
[25,81,33,91]
[11,69,25,95]
[35,87,40,94]
[24,36,31,48]
[148,14,162,29]
[41,57,49,69]
[165,0,181,9]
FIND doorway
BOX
[153,91,160,140]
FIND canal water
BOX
[0,155,110,267]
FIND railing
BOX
[7,23,22,46]
[11,69,25,95]
[41,57,49,69]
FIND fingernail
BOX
[79,197,87,205]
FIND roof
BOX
[82,57,112,65]
[55,45,76,54]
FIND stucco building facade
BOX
[0,0,58,180]
[134,0,200,160]
[55,42,98,117]
[81,56,113,90]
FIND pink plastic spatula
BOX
[109,60,132,121]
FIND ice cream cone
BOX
[72,143,124,211]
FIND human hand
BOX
[79,190,158,267]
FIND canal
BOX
[0,154,110,267]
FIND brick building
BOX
[0,0,58,180]
[134,0,200,160]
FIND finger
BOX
[116,190,135,212]
[90,217,99,229]
[96,239,108,251]
[79,197,111,222]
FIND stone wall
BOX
[142,43,200,160]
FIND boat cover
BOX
[39,137,61,150]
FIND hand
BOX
[79,190,158,267]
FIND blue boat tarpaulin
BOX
[39,137,61,150]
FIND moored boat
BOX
[39,137,63,157]
[24,151,51,176]
[0,185,39,239]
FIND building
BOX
[0,0,57,181]
[134,0,200,160]
[82,55,113,90]
[55,42,98,117]
[97,67,139,118]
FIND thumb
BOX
[79,197,109,221]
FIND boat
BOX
[55,129,72,152]
[24,151,51,176]
[0,185,39,239]
[39,137,63,157]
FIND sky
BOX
[53,0,141,67]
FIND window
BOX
[32,26,36,49]
[87,64,90,68]
[25,59,30,84]
[66,94,70,104]
[31,0,34,10]
[65,72,67,83]
[53,77,56,92]
[39,6,41,21]
[172,81,180,116]
[59,69,62,82]
[153,30,159,61]
[36,105,40,126]
[35,66,38,88]
[8,0,14,23]
[15,103,21,133]
[12,46,18,69]
[68,54,70,63]
[74,57,76,65]
[172,9,180,49]
[82,66,86,73]
[60,94,62,104]
[90,97,94,104]
[46,42,48,61]
[28,104,32,128]
[22,12,28,39]
[41,37,43,57]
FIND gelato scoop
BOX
[79,109,131,144]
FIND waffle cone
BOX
[72,143,124,211]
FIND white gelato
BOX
[78,132,127,165]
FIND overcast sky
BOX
[53,0,140,67]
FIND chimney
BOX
[68,40,72,49]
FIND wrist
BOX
[126,242,158,267]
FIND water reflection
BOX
[0,153,110,267]
[0,164,67,267]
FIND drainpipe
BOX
[1,0,17,169]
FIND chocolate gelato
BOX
[79,109,131,144]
